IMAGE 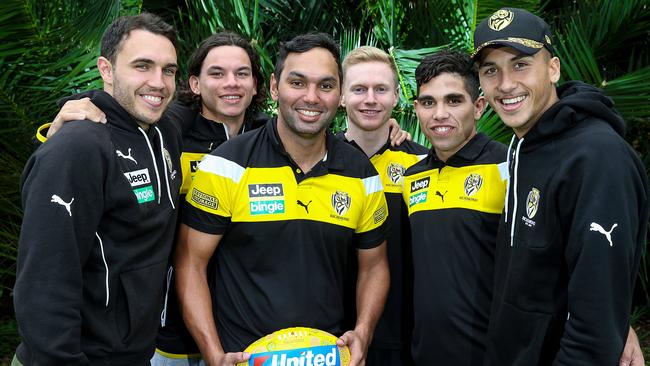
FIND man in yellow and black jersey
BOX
[402,50,508,366]
[176,33,390,366]
[337,46,427,366]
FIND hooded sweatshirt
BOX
[485,81,649,365]
[15,90,182,365]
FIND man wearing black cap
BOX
[473,7,649,365]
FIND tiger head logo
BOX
[464,173,483,197]
[488,9,514,31]
[387,163,405,184]
[331,191,351,216]
[526,188,540,219]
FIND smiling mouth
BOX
[141,94,163,107]
[499,95,527,106]
[297,109,322,117]
[360,109,381,116]
[432,126,453,134]
[221,95,242,101]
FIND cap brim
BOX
[471,38,544,60]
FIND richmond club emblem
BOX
[386,163,405,184]
[488,9,514,31]
[464,173,483,197]
[331,191,351,216]
[526,188,540,219]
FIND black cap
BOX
[472,8,554,60]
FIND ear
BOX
[549,56,561,83]
[340,92,347,107]
[392,88,399,107]
[270,73,279,102]
[252,76,258,96]
[97,57,114,85]
[189,75,201,95]
[473,96,487,120]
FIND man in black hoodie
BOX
[14,13,182,365]
[473,8,650,365]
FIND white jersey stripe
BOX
[362,175,383,195]
[198,155,246,183]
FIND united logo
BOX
[331,191,351,216]
[488,9,514,31]
[386,163,405,184]
[526,188,540,219]
[464,173,483,197]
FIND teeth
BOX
[142,95,162,103]
[502,95,526,105]
[222,95,240,100]
[433,126,452,133]
[361,110,379,115]
[298,109,321,117]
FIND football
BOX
[237,327,351,366]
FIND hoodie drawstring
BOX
[139,127,162,204]
[161,266,173,327]
[504,135,517,223]
[155,126,176,210]
[509,137,525,246]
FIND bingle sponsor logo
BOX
[249,183,284,198]
[133,185,155,204]
[249,346,340,366]
[124,169,151,187]
[250,200,285,215]
[410,177,430,192]
[409,191,427,207]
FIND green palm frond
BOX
[602,67,650,119]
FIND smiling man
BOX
[175,33,390,366]
[401,50,507,366]
[473,8,649,365]
[14,13,182,365]
[338,46,428,366]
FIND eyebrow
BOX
[207,65,252,71]
[445,93,465,100]
[287,71,338,84]
[130,58,178,69]
[480,52,532,67]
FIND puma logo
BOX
[297,200,312,214]
[116,148,137,164]
[436,190,447,202]
[589,222,618,247]
[51,194,74,216]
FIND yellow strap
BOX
[155,348,202,359]
[36,123,51,143]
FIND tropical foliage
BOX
[1,0,649,361]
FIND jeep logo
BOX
[248,183,284,198]
[410,177,430,192]
[124,168,151,187]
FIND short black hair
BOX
[177,31,267,119]
[274,33,342,83]
[101,12,177,64]
[415,50,480,101]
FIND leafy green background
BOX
[1,0,649,362]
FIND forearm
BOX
[354,242,390,343]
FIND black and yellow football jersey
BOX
[184,118,389,352]
[401,133,507,366]
[339,133,427,354]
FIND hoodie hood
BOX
[521,81,625,150]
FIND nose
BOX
[364,89,377,105]
[148,68,165,89]
[433,103,449,121]
[498,69,517,93]
[223,72,238,88]
[303,84,320,104]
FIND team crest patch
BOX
[526,188,540,219]
[488,9,514,31]
[331,191,351,216]
[464,173,483,197]
[386,163,405,184]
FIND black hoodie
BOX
[485,81,649,365]
[15,90,182,365]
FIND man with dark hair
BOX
[13,13,181,365]
[402,49,508,366]
[473,8,649,365]
[176,32,390,366]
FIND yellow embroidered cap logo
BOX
[488,9,514,31]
